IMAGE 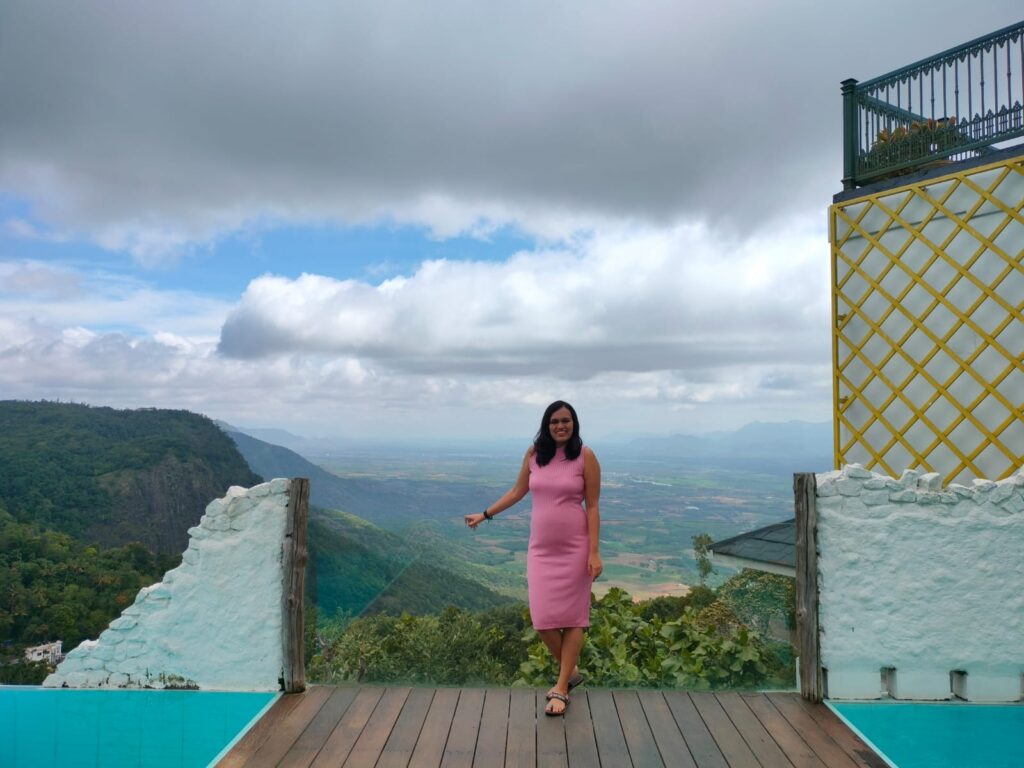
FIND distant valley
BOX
[1,400,826,685]
[225,419,832,602]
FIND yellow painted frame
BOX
[829,155,1024,483]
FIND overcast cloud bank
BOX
[2,1,1019,262]
[0,1,1018,437]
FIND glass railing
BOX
[302,444,800,692]
[2,429,801,693]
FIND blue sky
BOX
[2,193,535,299]
[1,1,1019,440]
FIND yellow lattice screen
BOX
[830,156,1024,485]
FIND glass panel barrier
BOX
[304,443,801,692]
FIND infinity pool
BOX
[830,700,1024,768]
[0,687,276,768]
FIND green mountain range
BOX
[0,401,514,681]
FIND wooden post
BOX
[282,477,310,693]
[794,472,823,702]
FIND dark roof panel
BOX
[710,518,795,568]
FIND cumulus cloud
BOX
[0,260,232,338]
[0,312,831,438]
[219,221,832,381]
[0,219,834,437]
[0,261,82,297]
[1,1,1018,261]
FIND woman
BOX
[465,400,602,716]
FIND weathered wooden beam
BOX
[794,472,823,702]
[282,477,310,693]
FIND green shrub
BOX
[308,605,530,685]
[309,586,795,690]
[517,588,782,690]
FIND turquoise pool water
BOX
[831,700,1024,768]
[0,687,276,768]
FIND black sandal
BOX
[545,691,569,716]
[568,671,585,691]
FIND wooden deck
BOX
[218,686,888,768]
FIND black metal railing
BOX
[843,20,1024,189]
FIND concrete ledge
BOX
[890,670,950,701]
[958,673,1024,703]
[826,669,882,700]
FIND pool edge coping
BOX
[206,691,282,768]
[825,700,900,768]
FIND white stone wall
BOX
[816,465,1024,701]
[44,479,291,691]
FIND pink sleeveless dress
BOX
[527,446,591,630]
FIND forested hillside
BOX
[226,429,359,512]
[0,401,512,685]
[309,507,515,619]
[227,429,519,616]
[0,503,176,648]
[0,401,261,683]
[0,401,261,553]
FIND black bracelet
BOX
[483,508,493,521]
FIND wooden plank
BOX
[564,688,600,768]
[504,688,536,768]
[376,687,436,768]
[764,694,861,768]
[535,690,568,767]
[587,689,631,767]
[637,691,697,768]
[309,687,385,768]
[794,471,823,702]
[283,477,310,693]
[279,687,359,768]
[345,687,411,768]
[662,692,728,768]
[689,693,759,768]
[246,686,333,768]
[474,688,510,768]
[441,688,485,768]
[715,692,793,768]
[792,698,889,768]
[741,693,827,768]
[408,687,459,768]
[217,692,305,767]
[613,691,664,767]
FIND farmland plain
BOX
[305,435,829,598]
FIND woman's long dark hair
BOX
[534,400,582,466]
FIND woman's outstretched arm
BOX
[465,447,533,529]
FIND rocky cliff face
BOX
[0,401,263,553]
[97,454,256,553]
